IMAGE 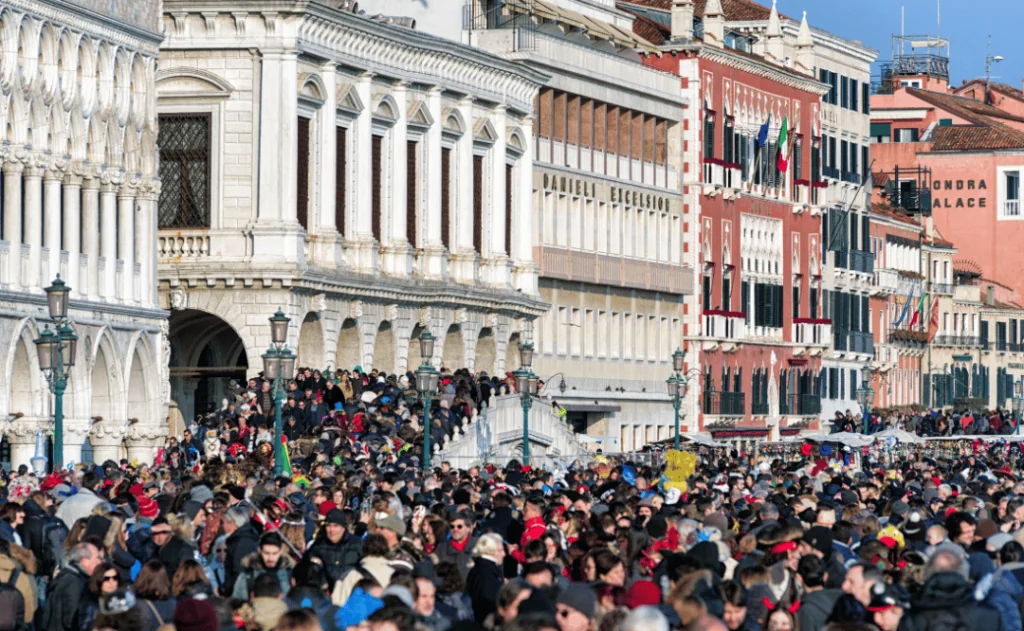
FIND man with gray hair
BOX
[621,606,671,631]
[223,505,257,598]
[899,546,1000,631]
[41,542,102,631]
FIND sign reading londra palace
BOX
[538,171,680,212]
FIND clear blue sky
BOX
[774,0,1024,87]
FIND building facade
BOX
[158,1,547,421]
[411,0,692,452]
[636,0,830,444]
[0,0,168,467]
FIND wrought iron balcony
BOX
[704,392,746,416]
[851,250,874,275]
[933,335,980,348]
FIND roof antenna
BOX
[937,0,940,37]
[985,36,1004,105]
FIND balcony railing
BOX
[704,392,746,416]
[932,282,955,295]
[850,331,874,355]
[793,319,831,346]
[751,400,769,415]
[873,269,899,294]
[850,250,874,275]
[1004,200,1021,218]
[933,335,980,347]
[780,393,822,416]
[702,160,739,189]
[703,310,746,340]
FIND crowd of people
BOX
[0,365,1020,631]
[833,408,1022,437]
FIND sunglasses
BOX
[103,574,119,582]
[451,524,466,530]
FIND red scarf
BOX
[450,536,471,553]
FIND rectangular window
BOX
[810,287,818,318]
[472,155,483,253]
[793,136,803,181]
[1004,170,1021,218]
[722,274,732,311]
[505,164,513,255]
[335,127,347,237]
[723,117,734,164]
[850,78,858,111]
[742,281,750,323]
[895,128,920,143]
[440,148,452,250]
[703,274,712,312]
[793,285,800,319]
[703,111,716,161]
[157,113,211,228]
[819,69,830,104]
[371,135,383,242]
[829,72,838,106]
[862,145,870,182]
[841,75,848,109]
[840,139,848,174]
[296,117,310,231]
[407,140,418,247]
[828,137,836,173]
[862,82,871,114]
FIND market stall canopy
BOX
[874,429,926,444]
[803,432,875,448]
[681,434,726,448]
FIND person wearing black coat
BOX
[901,569,1003,631]
[465,535,505,624]
[223,509,259,598]
[18,497,65,580]
[303,510,362,588]
[41,542,102,631]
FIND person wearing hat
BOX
[375,513,421,572]
[173,597,219,631]
[866,582,908,631]
[303,508,362,588]
[555,583,596,631]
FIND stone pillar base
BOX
[346,236,380,274]
[90,421,130,466]
[249,222,306,267]
[449,251,479,285]
[512,261,539,296]
[419,244,449,281]
[380,242,414,277]
[480,255,512,289]
[310,232,344,269]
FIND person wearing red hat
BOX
[624,580,662,609]
[173,597,219,631]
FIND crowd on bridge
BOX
[833,407,1023,437]
[0,364,1020,631]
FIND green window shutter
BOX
[870,122,892,136]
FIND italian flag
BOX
[909,290,926,329]
[776,116,789,172]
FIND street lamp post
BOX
[856,364,875,435]
[514,342,538,465]
[262,309,296,478]
[1014,379,1024,435]
[35,276,77,470]
[414,329,439,470]
[666,349,685,449]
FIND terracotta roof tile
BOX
[906,88,1024,125]
[620,0,787,22]
[956,79,1024,103]
[929,125,1024,151]
[618,5,669,44]
[870,202,921,227]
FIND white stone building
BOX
[407,0,691,453]
[157,1,548,420]
[0,0,167,467]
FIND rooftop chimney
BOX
[986,285,996,306]
[765,0,784,63]
[671,0,694,41]
[794,11,814,75]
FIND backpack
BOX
[0,568,26,631]
[39,520,68,576]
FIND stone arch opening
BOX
[475,328,496,376]
[442,324,465,370]
[9,338,35,417]
[126,346,149,423]
[374,322,396,375]
[90,342,114,422]
[169,309,248,423]
[505,332,522,373]
[336,319,361,371]
[297,313,325,371]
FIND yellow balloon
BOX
[665,450,697,483]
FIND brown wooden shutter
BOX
[371,135,382,242]
[406,140,417,247]
[504,164,513,256]
[296,117,310,231]
[472,155,483,254]
[335,126,347,236]
[441,147,451,250]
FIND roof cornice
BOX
[697,46,828,95]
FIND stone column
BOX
[63,173,83,297]
[450,97,477,284]
[481,106,510,288]
[81,179,101,300]
[23,166,43,288]
[253,49,303,264]
[135,182,155,306]
[43,170,63,284]
[421,86,447,280]
[6,422,43,471]
[90,422,127,465]
[99,180,118,300]
[349,72,377,272]
[313,64,342,268]
[2,162,23,287]
[382,82,413,276]
[126,425,166,465]
[60,423,91,467]
[514,116,539,295]
[117,183,136,303]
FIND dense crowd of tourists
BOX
[0,365,1019,631]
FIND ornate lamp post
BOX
[1013,379,1024,435]
[666,349,685,449]
[856,364,875,435]
[34,276,77,470]
[514,342,539,465]
[414,329,440,470]
[262,309,296,477]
